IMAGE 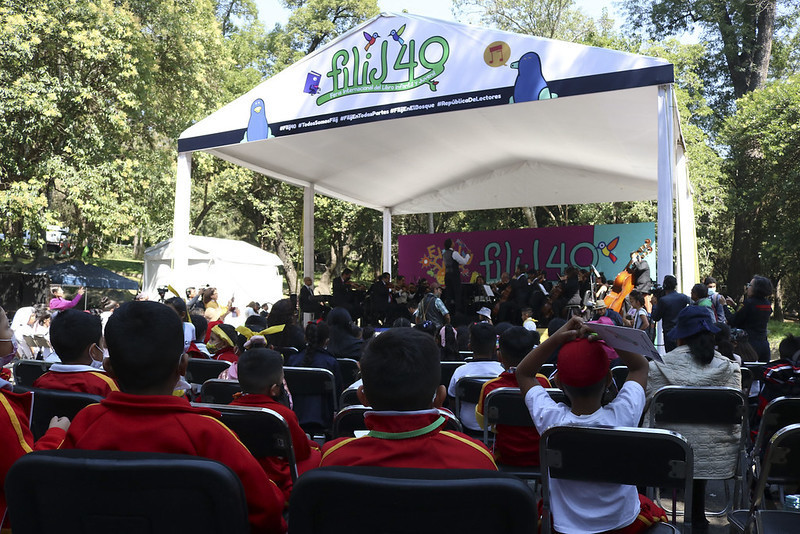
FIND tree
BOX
[622,0,796,297]
[720,76,800,317]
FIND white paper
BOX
[585,323,662,362]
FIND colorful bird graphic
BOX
[389,24,405,45]
[363,31,379,51]
[596,237,620,263]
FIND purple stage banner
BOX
[397,222,656,284]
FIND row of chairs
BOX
[5,424,702,534]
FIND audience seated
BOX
[32,309,119,396]
[757,334,800,419]
[231,347,321,505]
[447,322,504,432]
[516,316,668,533]
[286,322,344,395]
[59,301,286,534]
[320,328,496,470]
[476,326,549,466]
[207,323,242,363]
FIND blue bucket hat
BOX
[667,306,721,341]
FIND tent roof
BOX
[29,260,139,290]
[178,13,674,214]
[145,236,282,267]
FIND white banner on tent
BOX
[179,13,672,152]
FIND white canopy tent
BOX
[142,235,284,308]
[175,13,698,292]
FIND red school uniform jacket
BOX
[60,392,286,534]
[475,371,551,466]
[230,393,321,504]
[320,410,497,470]
[33,364,119,397]
[0,386,67,517]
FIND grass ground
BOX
[768,319,800,356]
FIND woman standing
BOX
[729,275,773,362]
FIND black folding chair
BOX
[336,358,360,386]
[289,466,538,534]
[454,376,494,423]
[339,386,360,408]
[192,402,298,482]
[185,359,230,385]
[745,396,800,502]
[12,360,52,388]
[5,450,249,534]
[540,425,692,534]
[27,388,103,441]
[199,379,241,405]
[539,363,556,380]
[482,387,541,480]
[611,365,629,391]
[649,386,748,513]
[332,405,462,438]
[283,366,337,437]
[440,361,466,388]
[728,423,800,534]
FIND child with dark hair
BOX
[320,328,496,469]
[165,297,195,352]
[436,324,459,361]
[33,309,119,396]
[447,322,504,432]
[231,348,321,505]
[476,326,550,466]
[266,299,305,351]
[186,314,211,359]
[60,301,286,534]
[757,334,800,417]
[517,317,668,533]
[207,323,243,363]
[326,307,363,360]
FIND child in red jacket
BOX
[60,301,286,534]
[33,309,119,396]
[476,326,550,466]
[231,347,321,505]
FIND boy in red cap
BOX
[516,317,667,534]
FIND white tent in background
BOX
[173,12,698,293]
[142,236,284,309]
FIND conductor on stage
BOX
[442,238,470,314]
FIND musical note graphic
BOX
[488,44,503,64]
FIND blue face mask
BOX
[708,287,716,295]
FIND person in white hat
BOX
[476,307,493,324]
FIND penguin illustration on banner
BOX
[509,52,558,103]
[241,98,269,143]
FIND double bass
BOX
[603,239,653,313]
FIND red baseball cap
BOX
[557,338,609,388]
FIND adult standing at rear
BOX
[442,238,470,314]
[729,275,773,362]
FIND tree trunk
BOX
[772,276,784,322]
[726,212,762,300]
[270,229,298,297]
[522,207,538,228]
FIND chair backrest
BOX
[13,360,52,387]
[336,358,360,386]
[199,379,241,405]
[739,366,754,395]
[339,386,360,408]
[192,402,298,482]
[752,396,800,460]
[440,361,466,387]
[185,359,231,385]
[333,405,463,439]
[288,466,538,534]
[5,450,249,534]
[454,376,493,420]
[650,386,747,427]
[539,425,693,534]
[610,365,629,391]
[483,387,534,446]
[283,366,337,435]
[29,388,103,441]
[544,387,570,406]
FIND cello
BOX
[603,239,653,313]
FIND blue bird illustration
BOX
[389,24,405,45]
[509,52,558,103]
[363,31,379,51]
[242,98,269,143]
